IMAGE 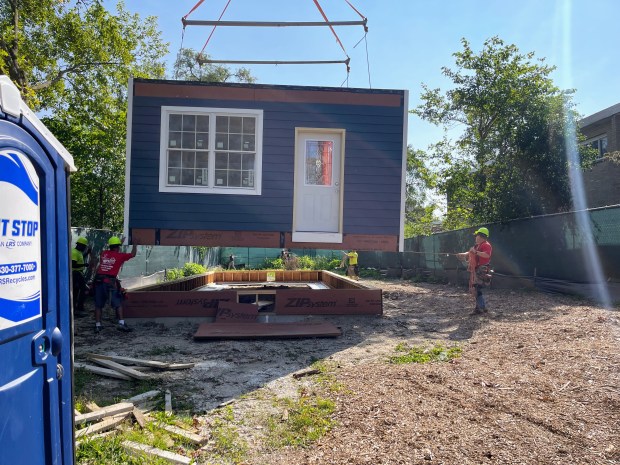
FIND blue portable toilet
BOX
[0,76,76,464]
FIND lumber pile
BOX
[75,389,209,463]
[74,353,194,381]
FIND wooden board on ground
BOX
[122,440,191,465]
[123,390,161,404]
[132,407,148,428]
[87,357,152,380]
[193,321,342,340]
[159,423,207,445]
[75,402,134,425]
[87,353,172,369]
[74,362,132,381]
[75,412,131,438]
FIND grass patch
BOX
[205,405,248,463]
[141,345,177,357]
[76,409,201,464]
[73,368,96,394]
[389,342,462,364]
[266,394,337,448]
[310,360,347,393]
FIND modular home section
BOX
[126,79,407,251]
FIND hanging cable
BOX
[174,27,187,79]
[199,0,233,57]
[364,33,372,88]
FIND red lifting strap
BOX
[344,0,366,20]
[182,0,206,21]
[312,0,348,57]
[200,0,233,55]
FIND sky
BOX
[104,0,620,150]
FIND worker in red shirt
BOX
[93,236,137,333]
[457,227,492,314]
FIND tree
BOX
[413,37,597,227]
[404,146,439,237]
[2,0,168,230]
[173,48,256,83]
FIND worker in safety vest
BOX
[343,250,359,280]
[71,237,92,316]
[457,227,492,314]
[93,236,137,333]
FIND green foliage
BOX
[389,343,462,364]
[165,268,184,281]
[173,48,256,83]
[182,262,207,276]
[313,256,342,271]
[413,36,598,226]
[267,395,336,448]
[405,146,440,236]
[261,257,285,269]
[295,255,315,270]
[165,263,207,281]
[258,255,340,271]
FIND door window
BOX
[305,140,333,186]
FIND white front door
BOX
[293,129,344,243]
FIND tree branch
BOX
[30,62,122,90]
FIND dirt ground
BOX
[74,279,620,464]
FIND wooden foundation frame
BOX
[124,270,382,318]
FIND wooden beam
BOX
[87,353,172,369]
[159,424,208,445]
[75,402,134,426]
[75,412,131,438]
[87,357,152,380]
[123,390,161,404]
[122,440,191,465]
[132,407,148,428]
[74,362,131,381]
[165,363,195,371]
[165,390,173,415]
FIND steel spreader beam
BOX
[200,58,350,65]
[183,19,367,28]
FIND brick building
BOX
[579,103,620,208]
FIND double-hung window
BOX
[159,106,263,194]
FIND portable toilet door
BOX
[0,76,76,464]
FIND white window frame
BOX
[159,106,263,195]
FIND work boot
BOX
[94,325,102,333]
[470,306,483,315]
[117,323,132,332]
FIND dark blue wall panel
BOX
[128,83,405,237]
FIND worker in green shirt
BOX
[72,237,92,315]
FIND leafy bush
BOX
[182,262,207,276]
[260,257,284,269]
[165,268,184,280]
[258,255,341,271]
[165,262,207,281]
[295,255,315,270]
[314,256,342,271]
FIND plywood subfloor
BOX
[193,321,341,340]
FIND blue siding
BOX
[128,84,405,237]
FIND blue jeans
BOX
[475,285,486,309]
